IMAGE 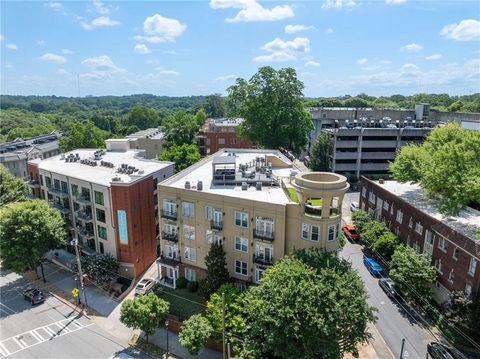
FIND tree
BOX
[237,254,376,358]
[344,97,369,108]
[162,110,199,147]
[194,107,208,126]
[199,243,230,299]
[179,314,213,355]
[370,232,398,263]
[389,245,437,300]
[59,120,109,152]
[120,292,170,342]
[0,164,28,206]
[0,200,65,280]
[309,132,333,171]
[361,220,389,246]
[389,144,428,183]
[159,143,201,172]
[81,253,119,285]
[351,209,372,234]
[227,66,313,153]
[125,105,159,130]
[443,292,480,344]
[204,94,225,118]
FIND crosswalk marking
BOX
[13,337,25,349]
[0,343,9,357]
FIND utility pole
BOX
[222,292,226,359]
[400,338,405,359]
[72,238,88,307]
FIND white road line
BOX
[0,343,10,357]
[43,325,57,336]
[30,330,44,343]
[0,302,16,315]
[13,337,25,349]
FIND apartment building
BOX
[0,132,62,179]
[28,139,174,278]
[157,148,349,289]
[126,128,165,159]
[360,177,480,303]
[197,118,255,156]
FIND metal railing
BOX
[253,229,275,241]
[210,220,223,230]
[253,253,274,265]
[161,209,177,220]
[162,232,178,243]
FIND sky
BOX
[1,0,479,97]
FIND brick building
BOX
[360,177,480,303]
[197,118,255,156]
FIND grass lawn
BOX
[157,286,206,320]
[307,198,323,206]
[287,187,298,202]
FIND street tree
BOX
[125,105,159,130]
[351,209,372,234]
[120,292,170,342]
[361,220,389,246]
[309,132,333,171]
[179,314,213,355]
[80,253,119,285]
[199,243,230,299]
[227,66,313,153]
[0,164,28,206]
[0,200,65,280]
[158,143,201,172]
[389,245,437,300]
[59,120,109,152]
[194,107,208,126]
[370,232,398,263]
[162,110,199,147]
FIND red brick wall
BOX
[27,163,41,198]
[111,177,157,277]
[205,132,255,154]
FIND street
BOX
[341,191,437,359]
[0,269,143,359]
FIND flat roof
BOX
[31,149,172,187]
[126,128,164,140]
[376,180,480,242]
[161,149,299,204]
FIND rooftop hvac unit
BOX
[185,181,191,189]
[241,182,248,191]
[197,181,203,191]
[112,177,121,182]
[256,182,262,191]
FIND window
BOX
[234,282,247,292]
[255,216,274,237]
[408,217,413,228]
[205,206,213,221]
[206,206,222,223]
[218,138,225,145]
[469,258,477,276]
[166,245,178,259]
[465,284,472,297]
[184,225,195,240]
[96,209,106,223]
[424,230,434,254]
[448,270,455,284]
[98,225,107,240]
[415,222,423,235]
[255,267,265,284]
[185,267,196,281]
[453,247,460,260]
[234,236,248,252]
[361,187,366,198]
[302,223,309,240]
[61,181,68,194]
[435,259,444,274]
[54,179,60,189]
[99,242,104,254]
[40,175,44,186]
[438,237,448,251]
[163,199,176,215]
[153,178,158,191]
[390,204,394,215]
[368,192,376,203]
[235,260,248,276]
[376,197,383,211]
[94,191,104,206]
[182,202,195,217]
[383,201,389,211]
[311,225,319,242]
[412,242,421,253]
[396,210,403,223]
[230,138,237,145]
[255,244,273,261]
[184,247,196,262]
[328,224,340,241]
[71,184,78,196]
[45,177,52,188]
[164,223,177,235]
[234,211,248,228]
[206,230,223,245]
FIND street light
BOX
[165,320,170,357]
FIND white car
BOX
[135,278,155,295]
[350,202,359,212]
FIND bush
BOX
[176,277,188,289]
[187,281,199,292]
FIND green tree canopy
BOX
[0,164,28,206]
[361,220,389,245]
[194,107,208,126]
[310,132,333,171]
[120,292,170,342]
[59,120,110,152]
[0,200,65,273]
[351,209,372,234]
[204,94,225,118]
[227,66,313,153]
[389,245,437,300]
[125,105,159,130]
[179,314,213,355]
[199,243,230,299]
[81,253,119,285]
[370,232,398,263]
[162,110,199,147]
[158,143,201,172]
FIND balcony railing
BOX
[253,229,275,241]
[49,201,71,214]
[253,254,274,265]
[162,232,178,243]
[210,220,223,230]
[157,254,181,266]
[304,205,339,217]
[75,195,91,205]
[78,228,95,239]
[49,187,69,198]
[161,209,177,220]
[26,179,41,188]
[76,211,93,222]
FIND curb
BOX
[368,323,395,359]
[48,291,91,320]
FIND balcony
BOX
[26,179,40,188]
[253,254,274,266]
[49,201,71,214]
[162,232,178,243]
[75,195,91,205]
[49,187,69,198]
[157,255,181,267]
[161,210,177,220]
[76,211,93,223]
[210,220,223,230]
[78,228,95,239]
[253,229,274,242]
[304,205,339,217]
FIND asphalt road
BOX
[0,269,147,359]
[341,191,437,359]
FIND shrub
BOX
[176,277,188,289]
[187,281,199,292]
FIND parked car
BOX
[427,342,467,359]
[363,256,384,276]
[342,224,360,241]
[378,278,398,298]
[135,278,155,295]
[23,287,45,305]
[350,202,359,212]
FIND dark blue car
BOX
[363,256,384,275]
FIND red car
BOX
[342,224,359,241]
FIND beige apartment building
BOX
[157,148,349,289]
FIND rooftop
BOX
[31,148,172,187]
[0,131,62,155]
[207,117,244,126]
[376,180,480,242]
[161,148,300,204]
[126,128,164,140]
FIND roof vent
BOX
[185,181,191,189]
[241,182,248,191]
[112,177,121,182]
[256,182,262,191]
[197,181,203,191]
[379,178,385,184]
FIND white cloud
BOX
[210,0,294,23]
[164,50,177,55]
[357,58,368,65]
[45,2,63,10]
[6,43,17,50]
[62,49,74,55]
[92,0,111,15]
[322,0,356,9]
[400,43,423,52]
[254,37,310,63]
[82,16,120,30]
[385,0,407,4]
[214,74,237,82]
[425,54,442,60]
[285,25,315,34]
[36,40,46,46]
[145,68,180,80]
[146,59,159,65]
[81,55,125,79]
[38,53,67,64]
[362,65,381,71]
[326,28,334,34]
[156,70,179,76]
[305,60,320,67]
[441,19,480,41]
[138,13,187,43]
[134,44,150,54]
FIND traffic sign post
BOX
[72,288,79,306]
